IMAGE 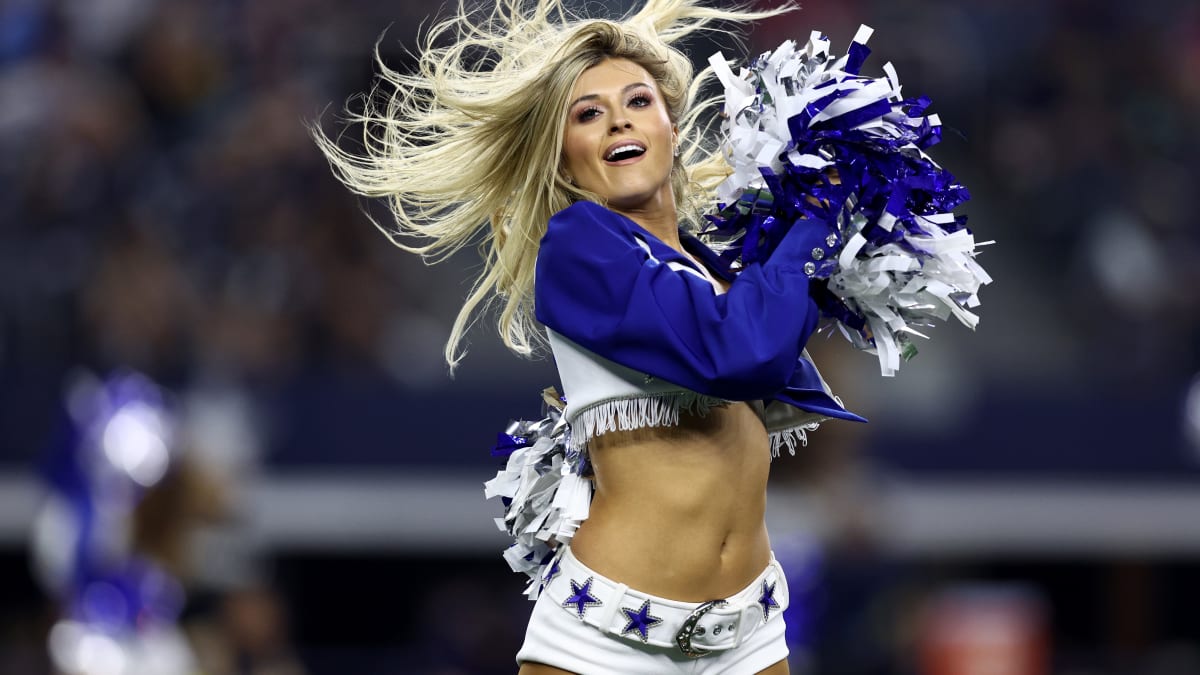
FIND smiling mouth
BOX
[605,143,647,163]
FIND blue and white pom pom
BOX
[484,388,592,600]
[705,26,992,376]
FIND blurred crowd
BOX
[1,0,1197,473]
[0,0,534,472]
[1,0,1199,673]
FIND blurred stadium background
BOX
[1,0,1198,672]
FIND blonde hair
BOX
[312,0,791,370]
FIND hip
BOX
[517,544,790,674]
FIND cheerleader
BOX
[313,1,868,671]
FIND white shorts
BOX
[516,546,790,674]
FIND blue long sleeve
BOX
[535,201,863,425]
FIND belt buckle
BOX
[674,599,727,658]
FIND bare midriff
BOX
[566,400,772,602]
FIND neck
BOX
[612,192,683,252]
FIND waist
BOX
[570,514,771,601]
[541,544,789,654]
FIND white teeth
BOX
[606,144,644,161]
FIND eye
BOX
[628,93,652,108]
[575,106,602,122]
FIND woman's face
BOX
[562,58,677,215]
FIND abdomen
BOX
[568,401,774,601]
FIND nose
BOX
[609,118,633,133]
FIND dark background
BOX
[1,0,1198,672]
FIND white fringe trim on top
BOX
[768,421,823,458]
[565,391,728,451]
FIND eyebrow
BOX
[568,82,653,110]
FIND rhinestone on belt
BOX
[674,599,728,658]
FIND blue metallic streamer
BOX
[703,29,988,373]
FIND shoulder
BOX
[540,201,643,265]
[545,200,632,240]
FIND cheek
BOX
[562,129,590,173]
[655,110,674,140]
[639,108,673,147]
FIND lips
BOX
[604,140,647,163]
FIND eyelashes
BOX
[628,94,651,108]
[573,91,654,123]
[576,106,602,122]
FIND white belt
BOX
[541,547,789,657]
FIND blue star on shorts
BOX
[758,579,780,621]
[620,599,663,642]
[563,577,602,619]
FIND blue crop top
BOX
[534,201,865,455]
